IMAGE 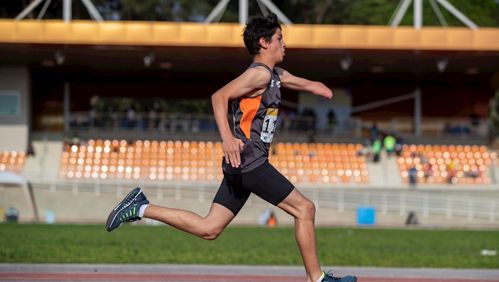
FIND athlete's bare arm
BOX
[211,66,271,168]
[277,68,333,99]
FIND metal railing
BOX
[27,179,499,224]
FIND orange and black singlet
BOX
[223,62,281,174]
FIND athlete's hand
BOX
[222,136,245,168]
[314,82,333,99]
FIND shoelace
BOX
[122,190,140,208]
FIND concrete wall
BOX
[0,66,30,151]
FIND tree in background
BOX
[0,0,497,26]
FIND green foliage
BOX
[396,0,499,27]
[117,0,229,22]
[1,0,498,26]
[1,224,498,268]
[342,0,400,25]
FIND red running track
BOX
[1,272,498,282]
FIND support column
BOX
[239,0,248,25]
[414,0,422,29]
[64,82,70,133]
[414,88,421,136]
[63,0,71,23]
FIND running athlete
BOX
[106,13,357,282]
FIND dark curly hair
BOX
[243,13,281,55]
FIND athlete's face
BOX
[268,28,286,62]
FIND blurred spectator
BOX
[394,135,403,156]
[422,163,433,183]
[383,134,396,157]
[307,130,316,143]
[126,108,136,129]
[408,166,418,187]
[301,108,316,131]
[5,207,19,223]
[443,122,470,136]
[447,161,457,184]
[470,111,480,127]
[420,153,428,165]
[288,111,297,131]
[259,208,277,227]
[370,123,379,142]
[27,142,35,156]
[89,107,97,128]
[372,136,382,163]
[327,109,337,133]
[89,95,99,108]
[444,122,454,134]
[357,139,372,159]
[267,210,277,227]
[405,211,418,226]
[469,111,481,135]
[70,133,80,147]
[464,167,481,179]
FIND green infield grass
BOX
[0,224,498,268]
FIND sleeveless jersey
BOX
[222,62,282,174]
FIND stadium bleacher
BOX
[51,139,499,187]
[59,139,369,184]
[0,151,26,174]
[398,144,497,185]
[271,143,368,184]
[60,139,222,182]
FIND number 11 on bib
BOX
[261,108,278,143]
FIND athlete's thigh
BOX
[212,174,251,216]
[242,161,294,206]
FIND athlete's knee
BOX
[201,225,223,240]
[297,199,315,220]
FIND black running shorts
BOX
[213,161,295,215]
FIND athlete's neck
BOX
[252,56,276,70]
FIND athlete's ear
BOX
[259,37,270,50]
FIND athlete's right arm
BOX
[211,67,270,168]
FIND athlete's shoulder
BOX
[242,66,272,88]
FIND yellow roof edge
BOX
[0,20,497,51]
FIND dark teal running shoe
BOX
[322,271,357,282]
[106,187,149,232]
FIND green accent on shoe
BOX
[106,187,149,232]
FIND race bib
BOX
[261,108,278,143]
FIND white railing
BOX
[27,180,499,223]
[311,188,499,222]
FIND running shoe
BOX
[106,187,149,232]
[321,271,357,282]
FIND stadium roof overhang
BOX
[1,20,498,50]
[0,20,497,77]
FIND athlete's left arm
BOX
[276,67,333,99]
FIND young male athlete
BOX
[106,13,357,282]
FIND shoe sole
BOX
[106,188,143,232]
